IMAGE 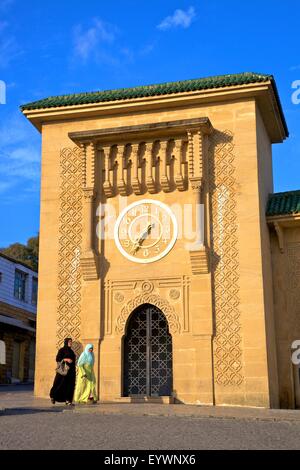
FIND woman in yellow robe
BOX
[74,344,97,404]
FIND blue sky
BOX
[0,0,299,246]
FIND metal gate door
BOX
[123,304,173,396]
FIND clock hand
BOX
[132,223,154,254]
[138,223,154,243]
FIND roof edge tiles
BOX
[20,72,272,111]
[20,72,288,139]
[266,190,300,217]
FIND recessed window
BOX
[0,272,2,282]
[31,277,38,305]
[14,269,27,301]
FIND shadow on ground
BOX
[0,406,69,416]
[0,384,34,393]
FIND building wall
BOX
[271,225,300,408]
[255,106,279,407]
[0,326,35,383]
[0,256,37,383]
[35,96,278,407]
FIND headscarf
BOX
[63,338,72,349]
[56,337,75,363]
[77,343,94,366]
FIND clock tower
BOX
[22,73,291,407]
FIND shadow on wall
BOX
[72,341,83,359]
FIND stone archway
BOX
[115,292,181,335]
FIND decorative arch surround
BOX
[115,293,181,335]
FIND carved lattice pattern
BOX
[56,147,83,355]
[210,131,243,386]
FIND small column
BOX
[80,142,99,281]
[145,141,156,193]
[131,143,142,195]
[174,138,185,191]
[190,177,204,247]
[102,145,113,197]
[186,130,209,274]
[116,144,127,196]
[160,140,171,192]
[83,187,96,253]
[80,187,99,280]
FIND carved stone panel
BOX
[105,276,190,336]
[209,131,243,387]
[56,147,83,355]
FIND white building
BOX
[0,252,37,383]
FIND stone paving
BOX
[1,385,300,450]
[1,384,300,422]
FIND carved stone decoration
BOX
[189,176,202,194]
[102,145,114,198]
[116,144,127,196]
[145,141,156,194]
[141,280,154,294]
[131,143,142,195]
[56,147,83,355]
[189,247,210,274]
[69,118,213,197]
[80,250,99,281]
[173,139,185,191]
[169,288,180,301]
[274,221,285,253]
[187,130,195,178]
[115,293,181,335]
[209,130,243,386]
[159,140,171,192]
[114,292,125,304]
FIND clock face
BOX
[114,199,178,263]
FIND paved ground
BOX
[1,384,300,450]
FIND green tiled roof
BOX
[266,190,300,216]
[20,72,273,111]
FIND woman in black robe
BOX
[50,338,76,405]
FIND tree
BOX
[0,233,39,271]
[26,234,39,271]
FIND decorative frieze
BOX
[69,118,213,198]
[105,276,190,336]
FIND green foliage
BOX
[0,233,39,271]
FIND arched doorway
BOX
[123,303,173,397]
